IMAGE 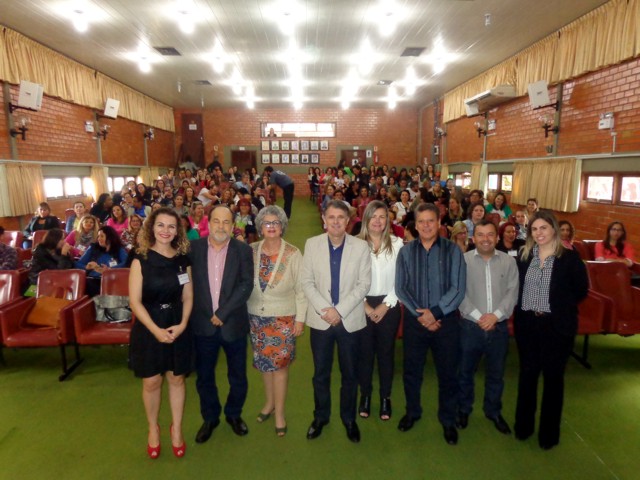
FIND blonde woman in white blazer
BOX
[247,205,307,437]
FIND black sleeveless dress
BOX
[129,250,192,378]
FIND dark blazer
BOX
[24,215,60,236]
[514,247,588,337]
[188,237,254,341]
[29,245,74,285]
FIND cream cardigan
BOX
[246,239,308,323]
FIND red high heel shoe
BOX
[147,425,161,459]
[170,424,186,458]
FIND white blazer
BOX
[301,233,371,333]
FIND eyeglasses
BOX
[263,221,282,228]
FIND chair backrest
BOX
[0,271,20,306]
[32,230,48,248]
[582,240,599,261]
[572,240,592,261]
[586,261,633,319]
[439,225,449,238]
[4,231,23,248]
[100,268,130,296]
[37,269,86,300]
[64,209,75,221]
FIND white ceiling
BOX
[2,0,609,109]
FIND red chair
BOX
[571,290,611,368]
[73,269,133,350]
[0,271,22,363]
[64,208,75,222]
[572,240,592,261]
[2,231,24,248]
[0,269,87,380]
[582,240,599,261]
[31,230,48,249]
[586,261,640,335]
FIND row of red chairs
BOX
[0,269,132,381]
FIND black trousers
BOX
[357,295,400,398]
[282,183,294,218]
[402,312,460,427]
[514,310,574,445]
[310,323,360,424]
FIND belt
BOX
[159,303,178,310]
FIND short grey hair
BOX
[255,205,289,236]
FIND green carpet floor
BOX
[1,198,639,480]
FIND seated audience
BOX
[121,214,143,252]
[463,202,486,238]
[234,198,257,243]
[514,210,528,240]
[441,197,465,234]
[65,201,86,234]
[129,195,151,219]
[90,193,113,224]
[496,222,525,257]
[181,214,200,241]
[451,221,471,253]
[29,228,74,285]
[75,225,128,296]
[558,220,575,250]
[486,192,512,220]
[23,202,60,248]
[172,194,189,217]
[188,202,209,238]
[595,221,635,267]
[106,204,129,236]
[65,215,100,258]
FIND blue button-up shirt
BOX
[328,237,345,306]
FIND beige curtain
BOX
[1,28,175,132]
[90,166,109,200]
[439,164,449,181]
[5,163,45,216]
[0,165,13,217]
[512,158,581,212]
[443,0,639,123]
[139,167,160,186]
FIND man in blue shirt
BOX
[264,166,294,218]
[395,202,466,445]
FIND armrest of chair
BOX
[0,298,36,341]
[72,296,98,336]
[58,295,89,343]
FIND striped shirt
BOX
[521,245,554,313]
[395,236,466,320]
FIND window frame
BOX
[43,175,93,200]
[583,172,639,207]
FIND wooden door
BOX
[181,113,204,168]
[231,150,256,173]
[340,149,368,168]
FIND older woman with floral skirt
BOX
[247,205,307,437]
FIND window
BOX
[586,176,614,202]
[454,173,471,189]
[487,173,513,192]
[261,122,336,138]
[620,176,640,205]
[44,178,64,199]
[44,176,92,199]
[64,177,83,196]
[107,177,114,193]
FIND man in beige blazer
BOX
[301,200,371,443]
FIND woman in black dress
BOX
[129,207,193,459]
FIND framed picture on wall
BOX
[261,140,270,151]
[320,140,329,151]
[301,154,310,164]
[271,140,280,151]
[301,140,309,151]
[291,153,300,164]
[271,153,280,164]
[281,140,290,150]
[291,140,299,151]
[282,153,290,164]
[311,154,319,164]
[310,140,319,151]
[261,153,270,164]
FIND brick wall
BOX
[0,86,9,159]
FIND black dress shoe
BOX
[358,395,371,418]
[195,419,220,443]
[344,421,361,443]
[306,419,329,440]
[397,415,418,432]
[455,412,469,429]
[539,440,558,450]
[443,425,458,445]
[379,397,392,420]
[487,414,511,435]
[226,417,249,436]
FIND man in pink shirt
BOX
[189,206,254,443]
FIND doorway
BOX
[181,113,205,168]
[231,150,257,173]
[340,149,368,168]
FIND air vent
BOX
[401,47,425,57]
[194,80,212,86]
[377,80,393,86]
[153,46,181,56]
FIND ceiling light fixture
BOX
[72,9,88,33]
[357,39,375,76]
[387,85,397,109]
[210,40,227,74]
[403,66,418,96]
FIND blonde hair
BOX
[450,221,468,249]
[357,200,394,256]
[136,207,190,259]
[520,210,565,261]
[74,214,99,242]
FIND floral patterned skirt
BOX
[249,314,296,372]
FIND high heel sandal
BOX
[170,424,186,458]
[275,425,288,437]
[257,409,275,423]
[380,398,392,421]
[358,395,371,418]
[147,425,161,459]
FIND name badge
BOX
[109,259,118,267]
[247,220,253,225]
[508,250,517,257]
[178,273,190,285]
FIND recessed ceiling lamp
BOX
[210,40,227,74]
[245,84,256,109]
[372,1,403,37]
[356,39,376,76]
[72,9,88,32]
[423,38,459,75]
[403,66,418,96]
[387,85,398,109]
[124,43,161,74]
[167,0,199,35]
[230,68,245,95]
[52,1,105,33]
[269,1,305,36]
